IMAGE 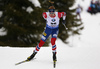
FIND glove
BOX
[62,20,66,24]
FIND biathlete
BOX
[27,6,66,61]
[76,4,82,20]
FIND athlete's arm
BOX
[58,12,66,20]
[42,12,47,20]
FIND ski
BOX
[15,59,29,65]
[15,58,36,65]
[53,60,56,68]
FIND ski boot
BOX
[53,52,57,61]
[27,51,37,61]
[53,52,57,68]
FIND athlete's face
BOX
[49,9,55,16]
[49,12,54,14]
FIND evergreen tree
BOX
[0,0,47,47]
[0,0,83,47]
[0,0,4,28]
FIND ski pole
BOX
[63,24,68,30]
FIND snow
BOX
[1,46,100,69]
[1,0,100,69]
[0,27,6,36]
[26,6,34,13]
[0,11,3,17]
[29,0,41,8]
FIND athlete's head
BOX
[49,6,55,14]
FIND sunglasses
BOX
[49,12,54,14]
[49,9,55,12]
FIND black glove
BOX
[62,20,66,24]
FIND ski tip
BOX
[15,58,36,66]
[54,64,56,68]
[15,60,28,65]
[15,63,19,65]
[15,62,22,65]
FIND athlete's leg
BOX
[34,27,51,52]
[34,39,45,52]
[51,28,59,61]
[27,27,51,60]
[51,38,57,61]
[51,28,59,53]
[51,38,57,53]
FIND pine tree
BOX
[0,0,4,28]
[0,0,83,47]
[0,0,48,47]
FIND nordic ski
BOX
[15,58,36,65]
[53,60,56,68]
[15,59,29,65]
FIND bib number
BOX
[51,22,57,27]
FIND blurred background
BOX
[0,0,84,47]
